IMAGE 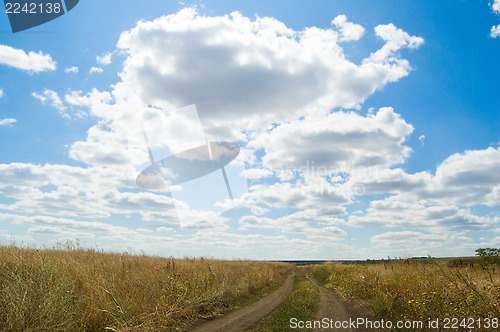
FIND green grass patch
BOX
[246,268,320,332]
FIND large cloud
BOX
[101,8,423,142]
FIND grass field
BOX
[0,245,292,331]
[312,259,500,331]
[2,244,499,332]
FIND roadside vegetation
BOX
[0,244,292,331]
[313,256,500,331]
[247,267,320,332]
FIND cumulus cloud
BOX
[0,163,227,230]
[251,107,414,172]
[240,168,273,179]
[32,89,67,114]
[491,25,500,38]
[332,15,365,41]
[0,44,56,73]
[0,118,16,126]
[89,66,103,74]
[494,0,500,12]
[369,230,476,257]
[64,66,79,73]
[351,146,500,207]
[106,8,423,141]
[349,195,495,231]
[65,9,424,171]
[420,147,500,206]
[367,23,424,70]
[97,52,113,65]
[0,88,4,98]
[419,134,425,145]
[491,0,500,37]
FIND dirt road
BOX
[190,271,296,332]
[307,274,378,332]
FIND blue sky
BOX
[0,0,499,259]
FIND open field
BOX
[313,259,500,331]
[0,245,292,331]
[2,245,499,332]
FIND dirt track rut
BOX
[307,274,377,332]
[190,271,295,332]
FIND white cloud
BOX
[242,180,351,211]
[491,1,500,37]
[491,25,500,38]
[251,107,414,173]
[349,195,495,232]
[48,9,426,238]
[351,168,430,196]
[351,146,500,207]
[240,168,273,179]
[420,147,500,206]
[157,226,174,232]
[493,0,500,13]
[63,89,112,120]
[97,52,113,65]
[367,23,424,68]
[89,66,103,74]
[369,231,475,257]
[0,118,16,126]
[64,66,79,73]
[332,15,365,42]
[419,134,425,145]
[240,208,345,229]
[105,8,423,143]
[0,44,56,73]
[0,162,228,230]
[0,88,4,98]
[32,89,66,113]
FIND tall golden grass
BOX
[313,259,500,331]
[0,244,292,331]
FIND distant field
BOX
[313,258,500,331]
[0,245,292,331]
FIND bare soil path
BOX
[307,274,378,332]
[189,271,296,332]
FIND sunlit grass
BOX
[0,244,292,331]
[313,259,500,331]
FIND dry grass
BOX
[0,244,292,332]
[313,260,500,331]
